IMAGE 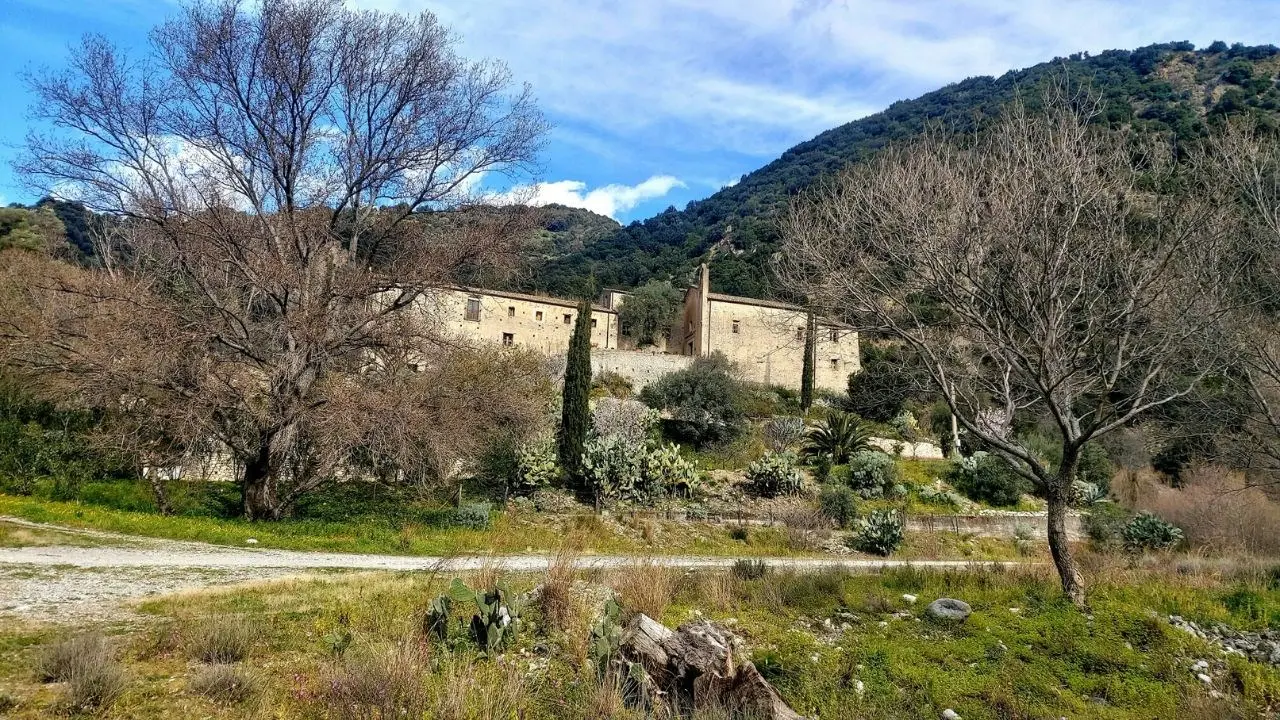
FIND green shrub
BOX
[1121,512,1184,552]
[745,452,803,498]
[843,450,900,498]
[639,353,746,447]
[845,344,928,422]
[728,525,749,542]
[453,503,492,530]
[1076,442,1114,494]
[850,510,905,556]
[917,485,962,509]
[37,632,112,683]
[731,558,769,580]
[77,480,157,512]
[818,486,858,528]
[947,452,1031,507]
[1083,502,1131,548]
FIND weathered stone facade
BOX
[434,287,619,353]
[425,265,859,394]
[676,264,859,392]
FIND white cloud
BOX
[361,0,1280,162]
[501,175,686,219]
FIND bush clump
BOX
[35,633,126,714]
[745,452,803,498]
[802,411,873,464]
[453,503,493,530]
[946,452,1031,507]
[581,436,699,505]
[849,510,905,556]
[731,558,769,580]
[189,664,257,705]
[818,486,858,528]
[1083,502,1131,549]
[639,353,745,447]
[185,616,256,664]
[841,450,901,498]
[1122,512,1184,552]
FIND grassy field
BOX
[1,553,1278,718]
[0,493,1037,561]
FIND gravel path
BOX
[0,516,1026,623]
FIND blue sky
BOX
[3,0,1280,223]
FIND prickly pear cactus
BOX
[588,598,623,680]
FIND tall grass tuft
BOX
[35,632,127,714]
[322,643,430,720]
[189,664,257,705]
[611,561,678,620]
[185,615,257,663]
[538,544,581,634]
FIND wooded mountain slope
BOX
[524,41,1280,299]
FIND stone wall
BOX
[591,349,694,392]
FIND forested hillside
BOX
[524,41,1280,299]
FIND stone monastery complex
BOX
[437,264,860,393]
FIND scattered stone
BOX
[902,594,918,604]
[1170,616,1280,668]
[877,621,889,629]
[854,680,865,696]
[245,538,258,545]
[1191,660,1209,672]
[942,709,962,720]
[1197,673,1213,685]
[1008,607,1021,614]
[926,598,972,623]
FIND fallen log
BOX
[620,614,804,720]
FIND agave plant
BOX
[802,411,874,465]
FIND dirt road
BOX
[0,516,1023,623]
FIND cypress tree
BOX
[801,310,816,411]
[559,297,593,486]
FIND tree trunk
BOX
[241,442,282,521]
[144,464,173,516]
[1048,446,1086,607]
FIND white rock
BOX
[878,621,888,629]
[942,709,962,720]
[1192,660,1209,672]
[245,538,258,545]
[902,594,918,604]
[1008,607,1021,614]
[1197,673,1213,685]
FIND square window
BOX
[508,306,515,318]
[536,311,544,321]
[795,327,804,341]
[830,358,839,369]
[591,318,598,328]
[465,297,481,322]
[563,314,572,324]
[732,320,740,334]
[829,329,838,342]
[502,332,514,346]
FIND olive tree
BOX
[780,85,1238,605]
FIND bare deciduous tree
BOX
[780,84,1238,605]
[4,0,550,519]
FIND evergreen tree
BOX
[559,297,593,486]
[800,310,816,411]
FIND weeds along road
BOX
[0,516,1029,623]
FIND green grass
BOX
[3,556,1278,719]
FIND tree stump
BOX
[620,614,805,719]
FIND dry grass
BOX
[538,544,582,634]
[467,555,507,593]
[322,643,431,720]
[1136,465,1280,555]
[698,572,739,612]
[185,615,257,663]
[35,632,127,714]
[610,561,679,620]
[432,654,528,720]
[189,664,257,705]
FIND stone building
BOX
[675,264,858,392]
[427,265,858,393]
[435,286,619,353]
